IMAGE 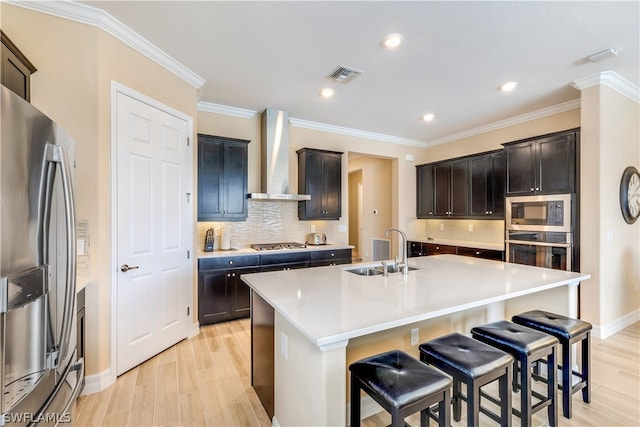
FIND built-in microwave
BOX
[505,194,572,233]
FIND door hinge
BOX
[187,306,190,316]
[186,192,191,203]
[187,250,190,259]
[187,137,190,147]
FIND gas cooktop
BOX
[250,242,307,251]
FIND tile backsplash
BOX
[197,200,343,250]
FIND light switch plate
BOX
[281,332,288,359]
[410,328,419,346]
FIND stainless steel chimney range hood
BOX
[249,109,311,201]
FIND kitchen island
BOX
[241,254,590,426]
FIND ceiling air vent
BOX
[328,65,362,83]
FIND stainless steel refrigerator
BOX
[1,85,84,426]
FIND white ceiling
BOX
[82,1,639,145]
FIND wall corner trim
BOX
[571,71,640,104]
[81,367,114,396]
[6,0,205,89]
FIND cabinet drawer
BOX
[309,249,351,262]
[457,247,504,261]
[199,255,260,271]
[423,243,457,256]
[260,251,310,266]
[408,241,423,257]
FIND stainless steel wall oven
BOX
[505,194,574,271]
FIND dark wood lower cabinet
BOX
[198,266,259,325]
[408,241,504,261]
[198,248,352,325]
[456,246,504,261]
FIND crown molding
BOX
[7,0,205,89]
[423,99,582,147]
[197,101,257,119]
[571,71,640,104]
[289,118,428,147]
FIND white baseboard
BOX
[271,415,280,427]
[189,321,200,338]
[81,367,114,396]
[593,308,640,339]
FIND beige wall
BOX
[579,85,640,330]
[2,4,199,375]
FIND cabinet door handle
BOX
[535,187,540,191]
[530,188,534,191]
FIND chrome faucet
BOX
[384,227,408,275]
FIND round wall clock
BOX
[620,166,640,224]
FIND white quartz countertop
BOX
[197,244,353,259]
[241,255,590,348]
[410,238,505,251]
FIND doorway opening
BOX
[347,154,394,263]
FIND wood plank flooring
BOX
[76,320,639,426]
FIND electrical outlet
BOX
[410,328,419,346]
[468,224,474,232]
[310,225,316,233]
[440,223,445,231]
[281,332,288,359]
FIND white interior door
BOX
[115,89,192,375]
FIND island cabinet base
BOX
[251,292,275,419]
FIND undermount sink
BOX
[345,267,384,276]
[374,265,420,274]
[345,264,421,276]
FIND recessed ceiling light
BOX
[422,113,435,122]
[500,81,518,92]
[320,88,334,98]
[383,33,403,49]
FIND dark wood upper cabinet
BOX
[416,164,434,217]
[432,160,469,217]
[1,30,36,102]
[504,130,577,195]
[297,148,343,220]
[417,149,503,220]
[469,151,505,218]
[197,134,249,221]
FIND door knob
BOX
[121,264,140,272]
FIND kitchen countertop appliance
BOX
[306,233,327,246]
[1,85,84,425]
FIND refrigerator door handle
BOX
[45,143,77,363]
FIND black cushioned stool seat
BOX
[349,350,451,427]
[419,332,513,427]
[471,320,559,427]
[512,310,592,419]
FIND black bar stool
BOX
[512,310,591,418]
[419,332,513,426]
[471,320,559,427]
[349,350,451,427]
